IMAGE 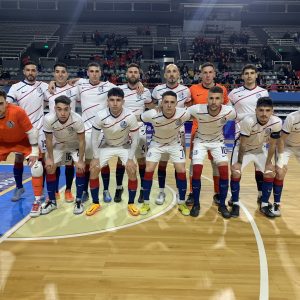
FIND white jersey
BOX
[44,83,79,113]
[240,114,282,153]
[119,83,152,116]
[7,80,48,131]
[43,111,85,149]
[93,107,139,147]
[152,83,191,108]
[282,110,300,147]
[77,78,116,132]
[141,107,190,147]
[188,105,236,143]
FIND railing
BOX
[267,39,294,46]
[33,35,60,42]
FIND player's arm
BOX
[232,134,248,174]
[127,127,139,173]
[265,131,281,174]
[184,88,192,107]
[90,120,102,170]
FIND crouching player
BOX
[86,87,140,216]
[0,90,43,217]
[43,95,86,215]
[140,90,191,216]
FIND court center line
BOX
[201,174,268,300]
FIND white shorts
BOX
[231,145,267,172]
[281,146,300,166]
[47,147,80,165]
[99,147,132,168]
[135,123,147,159]
[192,141,228,165]
[85,131,104,160]
[147,143,185,164]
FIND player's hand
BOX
[68,78,78,86]
[45,158,55,172]
[126,159,137,173]
[275,165,285,178]
[90,158,100,171]
[28,156,38,167]
[76,160,85,173]
[264,163,275,176]
[231,162,242,175]
[136,82,144,95]
[48,81,56,95]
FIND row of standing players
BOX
[1,61,299,219]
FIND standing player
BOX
[188,86,236,218]
[113,63,154,204]
[151,64,191,205]
[0,90,44,217]
[6,61,48,201]
[228,64,269,206]
[187,62,229,206]
[86,87,140,217]
[44,62,80,202]
[43,95,86,215]
[270,109,300,216]
[230,97,282,218]
[140,91,191,216]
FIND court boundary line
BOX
[1,182,177,242]
[201,174,268,300]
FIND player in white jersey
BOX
[86,87,140,217]
[271,109,300,217]
[113,63,154,204]
[229,64,269,205]
[230,97,282,218]
[140,90,191,216]
[188,86,236,218]
[43,95,86,216]
[6,61,48,201]
[45,63,80,203]
[151,64,191,205]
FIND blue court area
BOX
[0,165,66,236]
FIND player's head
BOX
[164,64,180,85]
[255,97,273,125]
[200,62,216,86]
[0,90,7,117]
[23,61,37,83]
[126,63,140,85]
[53,63,68,86]
[107,87,125,116]
[87,62,101,84]
[207,86,224,112]
[161,90,177,116]
[54,95,71,123]
[241,64,258,87]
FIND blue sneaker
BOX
[103,190,112,203]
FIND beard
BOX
[127,77,139,85]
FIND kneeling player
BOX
[86,87,140,216]
[43,95,86,215]
[0,90,43,217]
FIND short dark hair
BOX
[87,62,101,69]
[127,63,140,71]
[242,64,257,74]
[54,62,68,71]
[200,62,215,71]
[23,61,37,69]
[209,86,223,94]
[256,97,273,108]
[162,90,177,100]
[107,87,124,99]
[0,89,7,98]
[55,95,71,106]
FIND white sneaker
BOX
[73,200,84,215]
[271,203,281,217]
[155,192,166,205]
[30,201,41,218]
[41,201,57,215]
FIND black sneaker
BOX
[257,195,272,208]
[260,206,276,218]
[213,194,220,206]
[190,205,200,217]
[218,205,231,219]
[138,189,144,203]
[114,188,124,203]
[185,193,194,206]
[230,204,240,218]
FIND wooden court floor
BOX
[0,156,300,300]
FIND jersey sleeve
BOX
[225,106,237,121]
[239,117,253,137]
[92,112,102,131]
[151,87,160,103]
[271,119,282,134]
[141,109,155,124]
[74,116,85,134]
[43,115,53,134]
[181,108,191,122]
[282,114,293,134]
[7,85,18,103]
[187,105,198,118]
[128,114,139,132]
[228,90,235,106]
[185,88,192,104]
[143,89,152,104]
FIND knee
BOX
[31,161,43,177]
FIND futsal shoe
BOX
[185,193,194,206]
[86,203,101,216]
[11,187,25,202]
[114,188,123,203]
[270,203,281,217]
[73,200,84,215]
[41,201,57,215]
[190,205,200,217]
[140,203,150,215]
[155,192,166,205]
[128,204,140,216]
[64,190,74,203]
[230,204,240,218]
[218,205,231,219]
[30,201,42,218]
[260,205,276,218]
[103,190,112,203]
[178,203,190,216]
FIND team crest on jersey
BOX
[98,86,104,93]
[175,119,182,126]
[37,86,43,94]
[120,121,127,128]
[6,121,15,128]
[67,127,74,133]
[66,90,72,97]
[264,128,271,135]
[256,93,262,99]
